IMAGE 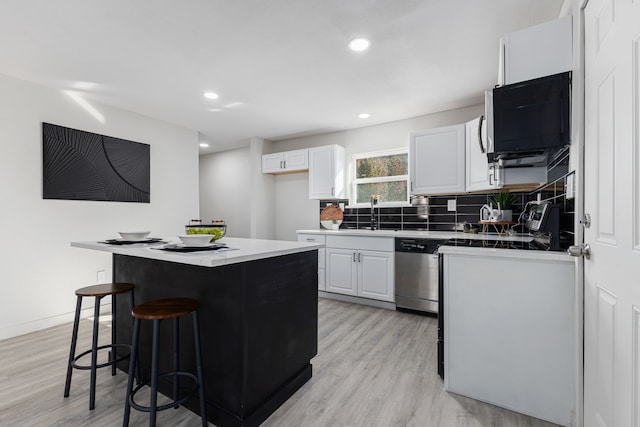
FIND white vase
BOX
[500,210,513,222]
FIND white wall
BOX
[199,146,252,238]
[0,73,200,340]
[198,104,484,242]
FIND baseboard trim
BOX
[318,291,396,310]
[0,303,109,341]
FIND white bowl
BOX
[118,231,151,241]
[321,220,342,230]
[177,234,213,246]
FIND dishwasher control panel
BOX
[395,238,447,254]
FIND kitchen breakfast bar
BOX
[71,237,323,427]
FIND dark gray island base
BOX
[113,250,318,427]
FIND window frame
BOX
[350,148,410,207]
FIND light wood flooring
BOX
[0,298,560,426]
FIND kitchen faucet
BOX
[370,195,379,230]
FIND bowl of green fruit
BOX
[185,220,227,242]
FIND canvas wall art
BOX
[42,123,150,202]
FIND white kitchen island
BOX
[439,245,578,426]
[71,237,322,427]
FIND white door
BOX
[326,248,357,296]
[465,116,497,192]
[283,149,308,171]
[410,124,466,195]
[584,1,640,426]
[309,146,334,199]
[357,250,394,302]
[262,153,283,173]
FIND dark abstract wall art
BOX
[42,123,150,202]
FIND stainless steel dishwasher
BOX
[394,238,447,314]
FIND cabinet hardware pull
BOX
[331,187,334,196]
[283,160,286,168]
[353,252,356,262]
[306,238,315,242]
[478,115,486,153]
[358,252,361,262]
[280,160,283,168]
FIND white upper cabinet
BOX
[309,145,345,199]
[465,116,498,192]
[262,149,308,174]
[410,124,466,195]
[500,16,572,85]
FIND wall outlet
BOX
[447,199,457,211]
[97,270,106,283]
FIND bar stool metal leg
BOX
[89,296,102,410]
[64,296,83,397]
[111,293,117,376]
[193,310,207,427]
[173,317,180,409]
[123,317,141,427]
[150,319,160,426]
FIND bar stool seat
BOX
[123,297,207,427]
[64,282,136,410]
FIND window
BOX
[352,149,409,205]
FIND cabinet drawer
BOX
[297,233,326,244]
[326,235,393,252]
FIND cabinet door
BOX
[465,117,498,192]
[357,250,394,302]
[283,149,308,171]
[502,16,572,85]
[262,153,283,173]
[326,248,357,296]
[410,124,465,195]
[309,145,345,199]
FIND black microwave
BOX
[490,71,571,160]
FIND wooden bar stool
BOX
[64,282,136,410]
[123,297,207,427]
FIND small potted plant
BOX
[490,190,517,222]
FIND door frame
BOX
[573,1,589,426]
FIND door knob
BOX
[568,243,591,259]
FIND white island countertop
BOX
[71,237,323,268]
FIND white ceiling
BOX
[0,0,565,154]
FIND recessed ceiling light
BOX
[348,37,370,52]
[204,92,219,99]
[208,108,222,112]
[358,113,370,119]
[199,143,209,148]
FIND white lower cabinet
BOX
[443,250,576,426]
[326,248,358,296]
[325,236,394,302]
[357,250,394,301]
